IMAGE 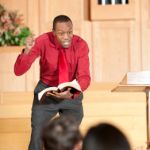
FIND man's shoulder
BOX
[73,35,88,46]
[35,32,55,47]
[73,34,83,41]
[36,32,52,41]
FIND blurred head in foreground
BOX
[82,123,131,150]
[42,116,82,150]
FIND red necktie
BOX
[58,49,69,84]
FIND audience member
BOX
[42,116,82,150]
[82,122,131,150]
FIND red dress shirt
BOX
[14,32,91,91]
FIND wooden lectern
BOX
[112,72,150,149]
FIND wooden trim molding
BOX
[0,46,24,53]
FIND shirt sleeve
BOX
[14,39,40,76]
[76,41,91,91]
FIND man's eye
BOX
[57,31,72,36]
[58,33,64,36]
[68,31,72,34]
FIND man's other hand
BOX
[46,88,73,100]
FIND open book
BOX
[120,70,150,85]
[38,79,82,101]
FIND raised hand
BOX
[24,34,35,54]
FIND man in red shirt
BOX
[14,15,91,150]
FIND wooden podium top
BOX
[112,84,150,92]
[112,71,150,92]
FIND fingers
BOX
[24,34,35,54]
[46,91,62,98]
[59,90,73,99]
[67,87,72,91]
[46,90,73,100]
[46,91,57,96]
[26,35,35,47]
[46,90,72,99]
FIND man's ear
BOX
[53,31,56,36]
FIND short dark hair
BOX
[52,15,72,31]
[42,116,82,150]
[82,123,131,150]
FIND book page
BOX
[38,79,81,101]
[58,79,81,91]
[127,70,150,84]
[38,86,58,101]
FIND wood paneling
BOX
[0,132,30,150]
[92,22,130,82]
[0,47,39,91]
[0,83,147,149]
[0,47,26,91]
[141,0,150,69]
[27,0,40,36]
[80,21,93,79]
[38,0,86,34]
[0,0,149,86]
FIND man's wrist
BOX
[22,47,29,54]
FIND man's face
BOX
[53,21,73,48]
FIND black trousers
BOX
[28,80,84,150]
